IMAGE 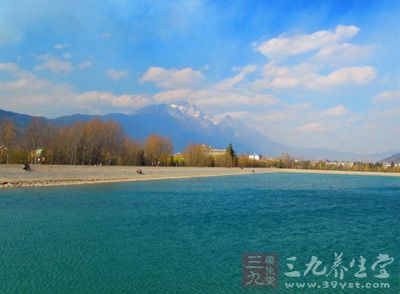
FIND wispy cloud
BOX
[141,67,205,89]
[76,91,149,108]
[323,105,349,117]
[0,0,398,155]
[215,65,256,90]
[252,24,376,92]
[255,63,376,90]
[153,87,280,109]
[0,62,19,72]
[254,25,359,59]
[0,63,150,116]
[372,90,400,103]
[295,122,325,133]
[311,43,373,66]
[107,69,129,80]
[310,66,376,89]
[34,56,73,74]
[53,43,69,50]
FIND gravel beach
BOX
[0,165,262,188]
[0,165,398,188]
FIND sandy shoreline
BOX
[0,165,398,188]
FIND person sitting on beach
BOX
[136,169,144,175]
[23,163,32,172]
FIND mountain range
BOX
[381,153,400,164]
[0,103,397,161]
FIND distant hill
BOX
[0,109,49,129]
[381,153,400,164]
[0,104,397,161]
[51,103,279,154]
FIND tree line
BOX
[0,118,398,173]
[0,118,237,167]
[235,152,400,173]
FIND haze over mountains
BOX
[0,103,396,161]
[381,153,400,164]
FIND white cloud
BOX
[153,88,280,109]
[295,122,325,133]
[215,65,256,90]
[255,63,376,90]
[372,90,400,103]
[0,63,150,116]
[0,63,75,115]
[1,58,397,154]
[252,25,376,93]
[311,66,376,89]
[111,95,149,107]
[254,25,360,59]
[153,88,193,102]
[141,67,205,89]
[107,69,129,80]
[323,105,349,117]
[34,56,73,74]
[0,62,20,72]
[255,62,318,89]
[0,74,49,92]
[0,62,50,91]
[312,43,372,66]
[53,43,69,50]
[76,91,150,108]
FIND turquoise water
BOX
[0,173,399,293]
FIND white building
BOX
[249,153,262,160]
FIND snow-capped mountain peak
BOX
[169,102,201,119]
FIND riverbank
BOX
[0,165,261,188]
[0,165,398,188]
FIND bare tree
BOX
[144,134,173,166]
[25,117,45,163]
[0,120,16,163]
[184,144,213,166]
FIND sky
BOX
[0,0,399,154]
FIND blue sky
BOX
[0,0,399,153]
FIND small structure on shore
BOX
[249,153,262,161]
[31,148,45,164]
